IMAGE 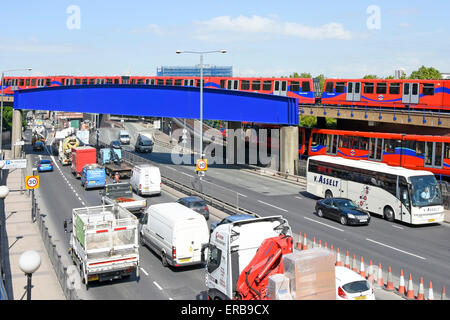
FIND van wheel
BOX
[325,190,333,199]
[384,206,395,222]
[161,253,168,267]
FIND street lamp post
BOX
[0,68,32,152]
[18,250,41,300]
[175,50,226,165]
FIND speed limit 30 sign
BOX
[25,175,40,190]
[196,159,208,172]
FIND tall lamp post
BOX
[0,68,32,152]
[175,50,226,163]
[18,250,41,300]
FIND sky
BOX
[1,0,449,78]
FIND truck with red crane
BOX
[205,215,293,300]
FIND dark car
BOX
[176,196,210,220]
[111,140,121,149]
[315,198,370,226]
[209,214,255,233]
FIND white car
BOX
[335,266,375,300]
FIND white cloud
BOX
[194,15,352,41]
[130,23,165,36]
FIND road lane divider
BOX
[257,200,288,212]
[365,238,427,260]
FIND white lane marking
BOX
[392,225,403,230]
[238,193,247,198]
[295,196,303,200]
[257,200,288,212]
[179,171,193,177]
[140,268,149,276]
[153,281,163,290]
[81,201,86,206]
[366,238,427,260]
[303,216,345,232]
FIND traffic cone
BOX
[335,248,342,266]
[330,244,334,252]
[359,257,366,278]
[367,260,374,285]
[406,274,415,299]
[324,241,327,249]
[352,254,358,273]
[296,232,302,250]
[427,281,434,300]
[386,266,394,291]
[441,286,446,300]
[398,269,406,295]
[318,239,322,248]
[302,233,308,250]
[344,250,350,269]
[417,277,425,300]
[376,264,384,288]
[312,237,316,248]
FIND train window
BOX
[290,81,299,92]
[46,78,51,86]
[350,137,359,149]
[263,81,272,91]
[422,83,435,96]
[376,82,387,94]
[359,137,369,150]
[311,133,326,147]
[252,80,261,90]
[384,139,400,153]
[137,79,144,84]
[107,78,113,84]
[325,82,334,93]
[416,141,425,158]
[339,136,350,148]
[129,79,135,84]
[220,80,226,89]
[174,79,182,86]
[196,80,205,87]
[114,79,119,84]
[82,79,88,85]
[156,79,163,85]
[281,81,287,91]
[61,78,66,86]
[31,79,36,86]
[274,81,280,91]
[241,80,250,90]
[389,83,401,94]
[26,79,30,86]
[335,82,346,93]
[364,83,374,94]
[89,79,95,85]
[412,83,418,95]
[302,81,311,92]
[19,79,24,86]
[166,79,173,85]
[75,79,81,85]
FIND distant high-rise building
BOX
[394,68,406,79]
[156,65,233,77]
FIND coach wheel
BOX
[325,190,333,199]
[384,206,395,222]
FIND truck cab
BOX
[206,215,292,300]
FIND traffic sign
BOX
[25,175,39,190]
[14,140,25,146]
[196,159,207,171]
[0,159,27,170]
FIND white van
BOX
[130,164,161,196]
[140,203,209,267]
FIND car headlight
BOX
[347,214,355,219]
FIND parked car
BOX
[37,159,53,172]
[111,140,121,149]
[335,266,375,300]
[209,214,255,233]
[315,198,370,226]
[176,196,209,220]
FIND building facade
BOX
[156,65,233,77]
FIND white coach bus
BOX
[306,155,444,225]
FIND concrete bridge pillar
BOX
[11,109,23,158]
[280,126,299,175]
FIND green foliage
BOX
[1,106,13,130]
[363,74,379,79]
[409,66,441,80]
[299,115,317,127]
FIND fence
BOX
[31,192,79,300]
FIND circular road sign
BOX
[196,159,207,171]
[25,175,39,190]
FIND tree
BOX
[363,74,379,79]
[289,72,312,78]
[409,66,441,79]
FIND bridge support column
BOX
[317,116,327,129]
[280,126,298,175]
[226,121,244,165]
[11,109,23,159]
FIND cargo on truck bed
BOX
[101,182,147,215]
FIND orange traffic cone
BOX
[318,239,322,248]
[359,257,366,278]
[406,274,415,299]
[386,266,394,291]
[398,269,406,295]
[344,250,350,269]
[335,248,342,266]
[330,244,334,252]
[427,281,434,300]
[352,254,358,273]
[324,241,327,249]
[302,233,308,250]
[367,260,374,285]
[417,277,425,300]
[296,232,302,250]
[441,286,446,300]
[312,237,316,248]
[376,264,384,288]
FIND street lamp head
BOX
[27,68,32,71]
[220,50,227,54]
[176,50,183,54]
[19,250,41,274]
[0,185,9,199]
